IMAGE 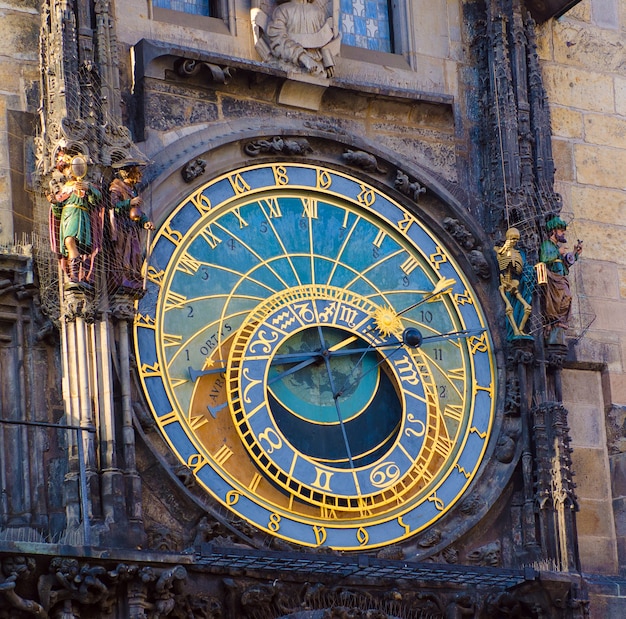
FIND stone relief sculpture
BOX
[252,0,341,77]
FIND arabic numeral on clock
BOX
[419,310,433,323]
[226,491,240,505]
[357,527,369,546]
[433,348,443,361]
[187,306,194,318]
[260,221,268,233]
[313,525,327,546]
[268,513,281,532]
[439,385,447,398]
[402,275,410,287]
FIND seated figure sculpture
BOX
[252,0,340,78]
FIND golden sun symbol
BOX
[373,306,403,338]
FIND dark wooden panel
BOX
[525,0,583,23]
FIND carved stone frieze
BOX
[418,528,442,548]
[443,216,476,250]
[244,136,313,157]
[459,493,484,516]
[504,377,522,416]
[10,557,190,619]
[496,426,520,463]
[0,556,45,618]
[303,119,347,135]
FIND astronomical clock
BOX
[134,160,500,553]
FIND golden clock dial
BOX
[135,163,496,550]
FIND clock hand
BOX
[333,342,405,399]
[326,328,485,357]
[267,355,323,385]
[396,277,457,317]
[269,335,360,363]
[333,327,486,399]
[188,363,227,381]
[316,326,355,468]
[371,277,456,338]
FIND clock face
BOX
[135,163,496,550]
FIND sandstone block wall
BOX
[0,1,39,246]
[537,0,626,580]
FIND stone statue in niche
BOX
[252,0,341,78]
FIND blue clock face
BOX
[134,163,496,550]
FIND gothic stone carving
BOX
[244,136,313,157]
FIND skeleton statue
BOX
[495,227,532,339]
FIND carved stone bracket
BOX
[63,288,98,323]
[175,58,234,84]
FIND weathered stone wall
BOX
[536,0,626,588]
[0,1,39,246]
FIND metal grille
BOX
[153,0,210,16]
[340,0,393,52]
[198,544,532,588]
